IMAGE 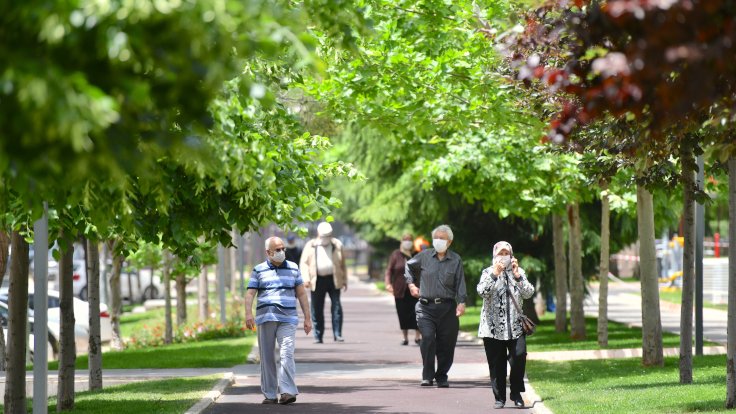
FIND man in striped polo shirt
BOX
[245,236,312,405]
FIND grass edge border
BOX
[183,372,234,414]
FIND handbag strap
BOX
[504,271,525,315]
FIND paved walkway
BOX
[584,281,728,345]
[205,277,546,413]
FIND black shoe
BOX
[262,398,278,404]
[414,338,421,345]
[513,398,524,408]
[420,380,433,386]
[436,380,449,388]
[279,393,297,405]
[494,400,505,409]
[335,335,345,342]
[401,339,409,346]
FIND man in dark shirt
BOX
[284,234,302,264]
[405,224,467,388]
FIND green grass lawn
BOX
[47,336,255,370]
[36,375,222,414]
[460,309,687,352]
[119,304,202,339]
[528,355,730,413]
[658,289,728,311]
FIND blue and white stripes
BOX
[248,260,304,325]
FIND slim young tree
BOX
[553,213,568,333]
[597,182,611,347]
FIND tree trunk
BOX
[553,213,568,333]
[163,252,173,344]
[108,242,124,350]
[0,230,10,371]
[680,146,696,384]
[568,203,586,339]
[126,260,134,305]
[57,234,76,411]
[637,184,664,366]
[176,273,187,326]
[86,239,103,390]
[198,266,209,322]
[230,230,239,297]
[5,231,29,413]
[136,266,143,304]
[222,247,232,295]
[726,156,736,408]
[598,184,611,347]
[148,265,156,300]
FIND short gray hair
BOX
[432,224,453,241]
[264,236,283,251]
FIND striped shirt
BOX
[247,260,303,325]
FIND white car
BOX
[1,288,113,354]
[47,259,88,300]
[35,290,113,353]
[0,300,57,361]
[120,267,164,302]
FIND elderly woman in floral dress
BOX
[477,241,535,409]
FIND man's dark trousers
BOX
[311,275,343,341]
[416,300,458,382]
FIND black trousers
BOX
[310,275,343,340]
[415,301,458,382]
[483,336,527,401]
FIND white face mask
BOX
[271,250,286,263]
[433,239,448,253]
[401,240,413,251]
[496,255,511,269]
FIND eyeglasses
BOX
[272,248,286,252]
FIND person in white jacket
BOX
[477,241,534,409]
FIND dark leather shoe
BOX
[494,400,505,409]
[262,398,277,404]
[513,398,524,408]
[401,339,409,346]
[279,393,296,405]
[436,380,449,388]
[420,380,433,386]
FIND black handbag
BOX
[505,273,536,336]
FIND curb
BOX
[184,372,234,414]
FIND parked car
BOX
[47,259,88,299]
[119,267,164,303]
[0,288,113,354]
[0,300,58,361]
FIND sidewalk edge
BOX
[184,372,234,414]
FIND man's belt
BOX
[419,297,453,305]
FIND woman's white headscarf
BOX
[492,241,513,259]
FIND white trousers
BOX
[258,321,298,399]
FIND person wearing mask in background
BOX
[285,234,302,264]
[405,224,467,388]
[299,222,348,343]
[385,233,421,346]
[245,236,312,405]
[477,241,535,409]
